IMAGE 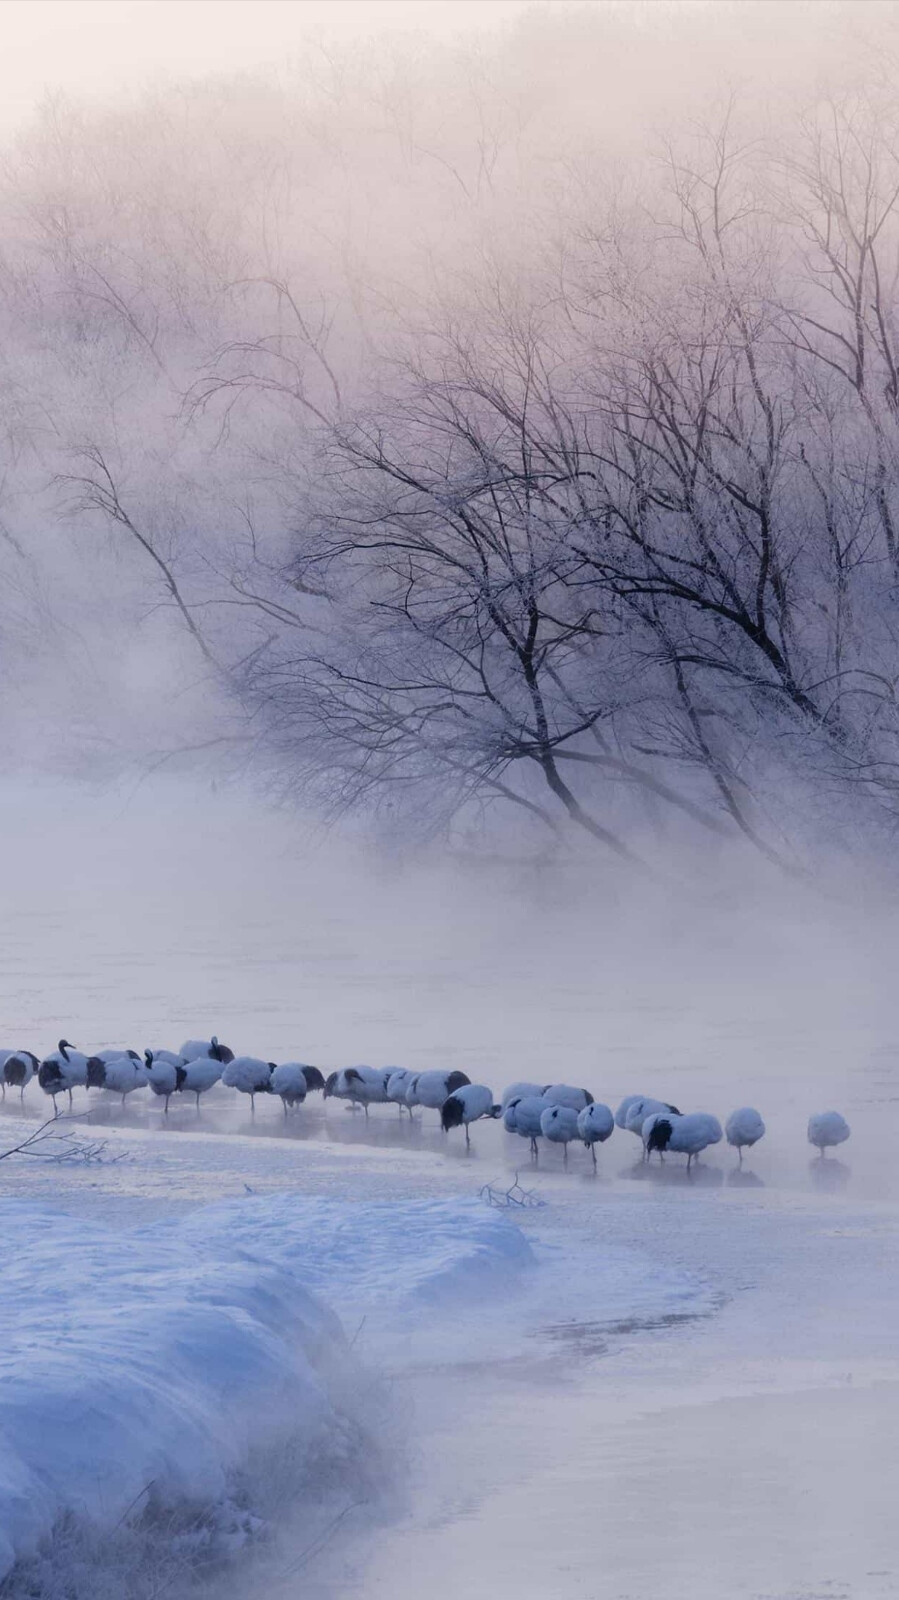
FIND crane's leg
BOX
[465,1125,470,1148]
[591,1144,597,1169]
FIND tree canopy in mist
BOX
[2,0,899,870]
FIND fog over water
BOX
[2,775,895,1155]
[1,6,898,1599]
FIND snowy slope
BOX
[0,1201,345,1577]
[160,1195,718,1366]
[0,1169,723,1590]
[0,1195,534,1580]
[162,1195,536,1310]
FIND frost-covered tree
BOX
[1,6,899,863]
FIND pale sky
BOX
[0,0,559,132]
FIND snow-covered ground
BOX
[0,1184,542,1587]
[0,779,897,1598]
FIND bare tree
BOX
[4,50,899,864]
[228,115,899,861]
[58,445,221,671]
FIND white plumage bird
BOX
[102,1056,150,1103]
[577,1102,614,1167]
[324,1066,390,1115]
[440,1084,501,1145]
[386,1068,415,1114]
[807,1110,851,1155]
[144,1052,182,1113]
[615,1094,644,1129]
[539,1103,580,1164]
[39,1041,89,1112]
[402,1073,421,1107]
[324,1069,354,1106]
[180,1037,234,1064]
[725,1107,766,1163]
[542,1083,594,1113]
[350,1066,393,1106]
[407,1069,471,1115]
[145,1049,186,1068]
[640,1111,670,1159]
[644,1111,723,1169]
[625,1096,682,1144]
[0,1051,38,1099]
[502,1097,525,1132]
[176,1055,223,1109]
[222,1057,274,1110]
[270,1063,309,1113]
[501,1081,548,1110]
[504,1094,548,1157]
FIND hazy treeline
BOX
[2,1,899,867]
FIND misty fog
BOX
[0,5,897,1599]
[0,0,896,871]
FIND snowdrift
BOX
[163,1194,536,1311]
[0,1188,716,1582]
[0,1196,534,1578]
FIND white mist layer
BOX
[0,774,893,1104]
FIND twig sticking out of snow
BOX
[112,1479,156,1532]
[479,1172,546,1209]
[0,1114,129,1166]
[275,1499,368,1581]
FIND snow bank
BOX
[0,1195,534,1579]
[0,1201,343,1577]
[164,1195,715,1370]
[163,1195,536,1311]
[0,1187,716,1584]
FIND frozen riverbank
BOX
[0,1103,895,1599]
[0,1188,534,1590]
[0,1150,719,1597]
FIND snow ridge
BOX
[0,1195,535,1580]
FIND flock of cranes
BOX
[0,1040,852,1168]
